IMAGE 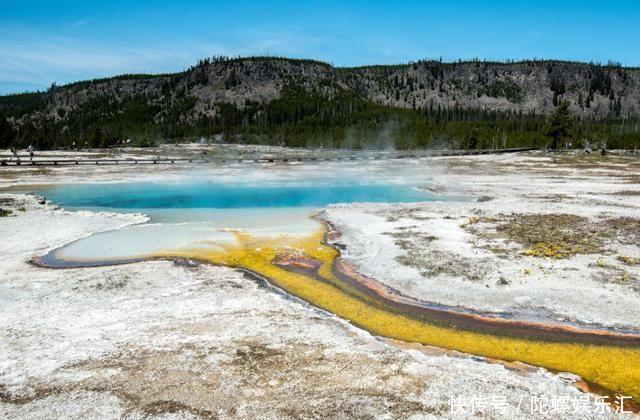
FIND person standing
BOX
[9,146,20,162]
[27,145,34,161]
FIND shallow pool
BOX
[39,180,458,264]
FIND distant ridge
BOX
[1,56,639,149]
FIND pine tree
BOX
[546,101,575,150]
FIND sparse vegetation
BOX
[387,228,487,281]
[0,208,12,217]
[604,217,640,244]
[464,212,640,261]
[491,214,603,258]
[617,255,640,266]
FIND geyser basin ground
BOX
[33,175,640,403]
[3,149,640,417]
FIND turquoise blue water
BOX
[37,180,463,266]
[41,182,444,210]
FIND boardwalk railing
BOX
[0,147,535,167]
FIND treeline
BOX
[1,84,639,150]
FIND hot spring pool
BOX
[42,182,441,210]
[38,180,461,265]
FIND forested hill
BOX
[1,56,640,150]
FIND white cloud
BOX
[0,26,233,92]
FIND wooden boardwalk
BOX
[0,147,535,167]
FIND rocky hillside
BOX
[1,57,639,149]
[4,57,640,120]
[343,60,640,117]
[39,59,344,122]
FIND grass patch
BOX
[495,214,603,258]
[0,208,12,217]
[618,255,640,266]
[463,213,640,260]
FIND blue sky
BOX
[2,0,639,94]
